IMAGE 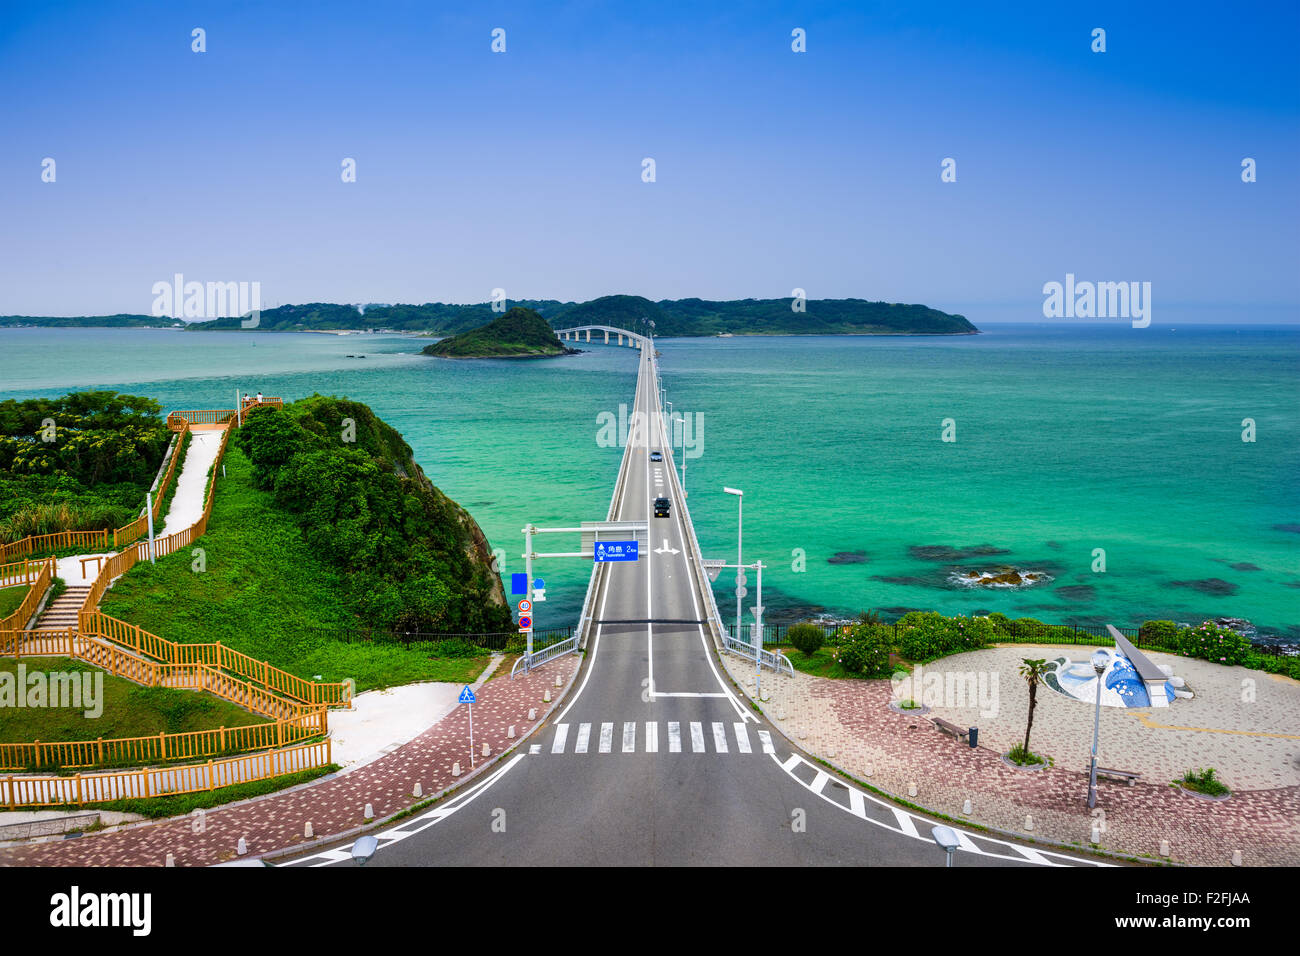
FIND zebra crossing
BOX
[541,720,774,757]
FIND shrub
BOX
[787,623,825,656]
[1243,652,1300,681]
[837,622,892,676]
[1139,620,1179,648]
[1006,744,1045,766]
[1181,767,1229,796]
[895,612,993,661]
[1175,621,1251,666]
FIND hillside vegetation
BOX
[422,306,574,358]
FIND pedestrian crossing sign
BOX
[458,686,476,704]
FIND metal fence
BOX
[302,624,575,655]
[726,618,1289,657]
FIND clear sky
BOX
[1,1,1297,324]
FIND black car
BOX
[654,497,671,518]
[649,450,663,462]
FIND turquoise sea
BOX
[1,324,1297,642]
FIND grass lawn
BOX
[100,444,488,692]
[0,657,270,749]
[0,584,30,619]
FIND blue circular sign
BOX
[533,578,545,590]
[518,615,532,629]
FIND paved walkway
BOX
[722,646,1300,866]
[0,657,575,866]
[159,430,222,537]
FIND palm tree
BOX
[1018,658,1049,759]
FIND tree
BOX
[1018,658,1049,757]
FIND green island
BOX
[421,306,576,358]
[4,293,978,336]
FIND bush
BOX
[787,623,825,656]
[1139,620,1179,648]
[837,622,892,676]
[1006,744,1045,766]
[1175,621,1251,666]
[895,612,993,661]
[1181,767,1229,796]
[1243,652,1300,681]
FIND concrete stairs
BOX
[33,585,89,630]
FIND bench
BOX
[1096,767,1141,786]
[932,717,969,742]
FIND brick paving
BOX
[0,658,575,867]
[723,647,1300,866]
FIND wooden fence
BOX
[1,738,332,809]
[0,558,54,635]
[166,398,282,431]
[0,530,111,564]
[0,705,326,772]
[112,420,190,550]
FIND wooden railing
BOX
[0,530,111,564]
[0,706,326,772]
[166,398,282,431]
[1,739,332,809]
[0,558,54,635]
[112,420,190,550]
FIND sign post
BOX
[459,685,477,767]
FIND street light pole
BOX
[724,488,743,643]
[523,524,534,663]
[1087,648,1107,808]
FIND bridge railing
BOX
[722,633,795,676]
[511,633,581,677]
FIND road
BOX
[285,339,1104,867]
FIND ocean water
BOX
[1,323,1296,640]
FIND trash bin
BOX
[968,726,978,748]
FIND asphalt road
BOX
[287,340,1104,868]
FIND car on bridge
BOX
[649,450,663,462]
[654,497,671,518]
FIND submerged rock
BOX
[1170,578,1239,596]
[827,550,869,565]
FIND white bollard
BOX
[864,765,873,778]
[528,708,537,720]
[452,762,462,777]
[482,742,491,757]
[1159,839,1170,858]
[364,803,374,821]
[1025,815,1034,832]
[304,822,314,839]
[1091,824,1101,845]
[1231,849,1242,866]
[543,689,552,703]
[236,837,247,856]
[554,674,562,688]
[962,798,972,815]
[508,725,516,739]
[413,782,423,798]
[907,782,918,798]
[165,853,175,867]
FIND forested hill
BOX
[5,295,977,336]
[423,307,575,358]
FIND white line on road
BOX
[575,723,591,754]
[668,721,681,753]
[734,723,752,753]
[551,723,569,754]
[758,730,775,754]
[645,721,658,753]
[622,721,636,753]
[599,722,614,753]
[712,722,728,753]
[689,722,705,753]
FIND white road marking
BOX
[734,722,751,754]
[668,721,681,753]
[529,744,540,755]
[599,722,614,753]
[645,721,658,753]
[780,753,800,772]
[809,770,831,795]
[891,808,920,838]
[653,691,729,698]
[551,723,569,754]
[575,723,591,754]
[758,730,775,754]
[712,722,728,753]
[689,722,705,752]
[622,721,636,753]
[847,787,866,818]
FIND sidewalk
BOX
[0,656,575,867]
[720,650,1300,866]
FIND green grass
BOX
[58,764,340,819]
[0,584,29,618]
[1179,767,1230,796]
[782,645,877,680]
[1006,744,1046,766]
[100,444,488,692]
[0,657,269,755]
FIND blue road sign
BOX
[511,572,528,595]
[594,540,638,562]
[533,577,545,590]
[458,686,476,704]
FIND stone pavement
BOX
[722,645,1300,867]
[0,656,576,867]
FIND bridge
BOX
[553,324,651,349]
[286,328,1102,868]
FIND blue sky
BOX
[1,1,1297,323]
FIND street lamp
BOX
[351,835,378,866]
[931,825,959,867]
[1087,648,1108,809]
[723,487,743,643]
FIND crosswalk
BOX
[543,720,774,757]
